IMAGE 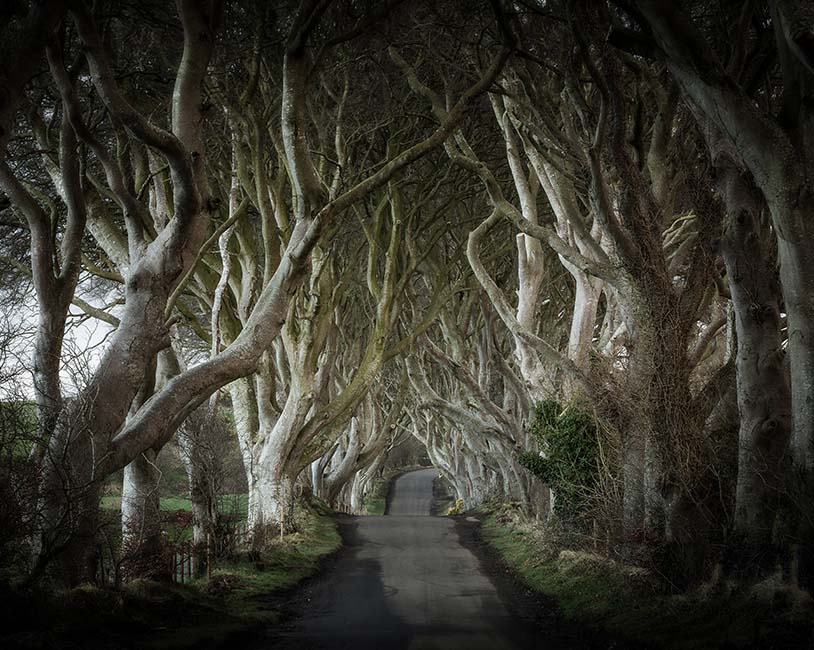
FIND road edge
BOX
[453,511,640,650]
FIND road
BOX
[255,468,580,650]
[384,467,438,515]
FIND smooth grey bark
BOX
[30,1,219,585]
[634,0,814,583]
[121,448,164,579]
[716,154,791,547]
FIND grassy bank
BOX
[479,505,813,650]
[204,499,341,616]
[363,474,393,515]
[2,501,341,650]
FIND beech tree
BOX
[0,0,509,584]
[617,0,814,586]
[2,0,812,597]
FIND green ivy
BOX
[519,400,599,522]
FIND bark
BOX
[248,460,295,535]
[634,0,814,584]
[324,419,363,506]
[716,155,791,548]
[567,270,602,370]
[121,449,165,580]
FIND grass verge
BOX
[1,501,341,650]
[479,505,813,650]
[202,498,341,616]
[100,493,249,519]
[363,475,391,515]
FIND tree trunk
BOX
[717,158,791,549]
[31,301,68,451]
[773,221,814,473]
[177,423,218,575]
[567,271,602,370]
[248,464,295,537]
[121,449,167,580]
[349,473,365,514]
[37,286,170,584]
[773,221,814,588]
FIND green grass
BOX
[1,502,341,650]
[364,490,387,516]
[480,508,814,650]
[100,493,249,518]
[206,500,341,615]
[362,472,395,515]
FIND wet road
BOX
[258,468,557,649]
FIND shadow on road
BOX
[249,469,590,650]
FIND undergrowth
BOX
[480,504,813,650]
[0,501,340,650]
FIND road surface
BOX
[256,468,574,649]
[384,466,438,515]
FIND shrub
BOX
[519,400,600,524]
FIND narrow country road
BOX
[255,468,583,650]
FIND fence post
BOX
[97,545,104,586]
[207,532,212,581]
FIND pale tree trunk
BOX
[310,454,331,501]
[493,93,548,402]
[246,379,308,533]
[228,377,260,526]
[566,267,602,369]
[559,253,603,398]
[121,449,165,579]
[31,305,68,449]
[324,419,362,506]
[463,453,486,505]
[354,453,386,514]
[249,461,295,535]
[349,473,366,514]
[120,347,184,580]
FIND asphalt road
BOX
[384,467,438,515]
[254,468,572,650]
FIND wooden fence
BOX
[171,540,196,584]
[167,519,250,584]
[219,519,249,554]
